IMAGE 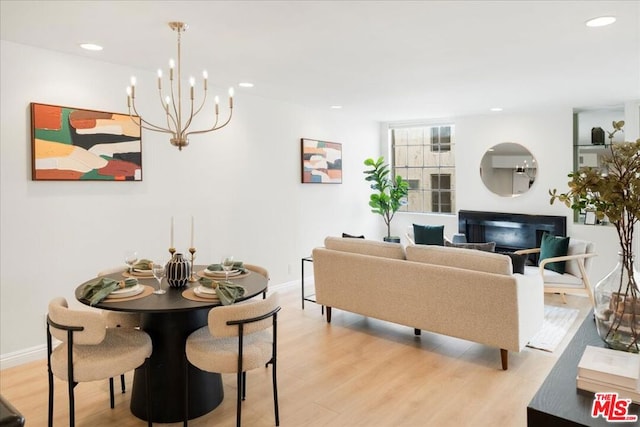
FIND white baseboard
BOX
[1,344,47,370]
[0,280,303,370]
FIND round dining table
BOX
[75,266,268,423]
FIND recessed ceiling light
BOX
[330,105,343,109]
[80,43,103,51]
[238,82,254,88]
[490,107,503,112]
[585,16,616,27]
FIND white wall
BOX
[392,109,628,285]
[0,41,380,364]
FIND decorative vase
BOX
[166,253,191,288]
[593,252,640,353]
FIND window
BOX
[390,124,455,214]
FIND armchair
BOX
[516,238,596,305]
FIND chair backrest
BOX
[48,297,106,345]
[565,239,596,278]
[208,293,280,338]
[244,264,270,280]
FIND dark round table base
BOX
[130,309,224,423]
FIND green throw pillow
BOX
[540,233,570,274]
[413,224,444,246]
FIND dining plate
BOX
[131,269,153,277]
[204,269,241,277]
[194,287,219,299]
[107,284,144,299]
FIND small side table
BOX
[301,256,323,313]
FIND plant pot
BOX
[593,252,640,353]
[166,253,191,288]
[384,236,401,243]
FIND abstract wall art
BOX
[30,103,142,181]
[301,138,342,184]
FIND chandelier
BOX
[126,22,233,150]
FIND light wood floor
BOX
[1,285,591,427]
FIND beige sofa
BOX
[312,237,544,370]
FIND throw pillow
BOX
[413,224,444,246]
[342,233,365,239]
[540,233,570,274]
[499,252,528,274]
[444,241,496,252]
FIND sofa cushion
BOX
[444,241,496,252]
[413,224,444,246]
[499,252,528,274]
[540,233,570,274]
[406,244,512,275]
[324,236,406,259]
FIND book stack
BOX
[576,345,640,404]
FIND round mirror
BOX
[480,142,537,197]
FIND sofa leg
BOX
[326,307,332,323]
[500,349,508,370]
[414,328,421,336]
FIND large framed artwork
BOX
[30,103,142,181]
[301,138,342,184]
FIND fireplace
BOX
[458,210,566,253]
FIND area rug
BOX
[526,305,580,352]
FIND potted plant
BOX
[549,121,640,352]
[364,157,409,242]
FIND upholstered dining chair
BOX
[243,263,269,299]
[515,238,597,305]
[97,266,142,393]
[184,293,281,427]
[46,297,153,427]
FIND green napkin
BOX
[132,259,153,270]
[198,277,245,305]
[206,261,247,273]
[81,277,138,306]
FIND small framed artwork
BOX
[585,211,597,225]
[301,138,342,184]
[31,103,142,181]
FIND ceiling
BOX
[1,1,639,122]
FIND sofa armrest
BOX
[514,247,541,255]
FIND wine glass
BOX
[124,250,138,274]
[221,255,234,282]
[152,262,166,295]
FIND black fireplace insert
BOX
[458,210,566,253]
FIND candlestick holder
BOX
[188,247,197,282]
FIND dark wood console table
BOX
[527,310,640,426]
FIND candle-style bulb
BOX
[130,76,137,86]
[189,77,195,87]
[169,59,175,69]
[214,96,220,114]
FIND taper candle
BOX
[190,216,194,248]
[171,216,175,248]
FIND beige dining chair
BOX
[515,238,597,305]
[97,266,142,393]
[184,293,281,427]
[243,263,269,299]
[46,297,153,427]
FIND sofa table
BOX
[527,310,640,426]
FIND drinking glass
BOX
[152,262,166,295]
[124,250,138,274]
[221,255,234,282]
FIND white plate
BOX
[196,285,217,294]
[204,269,241,277]
[194,287,219,299]
[107,284,143,299]
[131,269,153,277]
